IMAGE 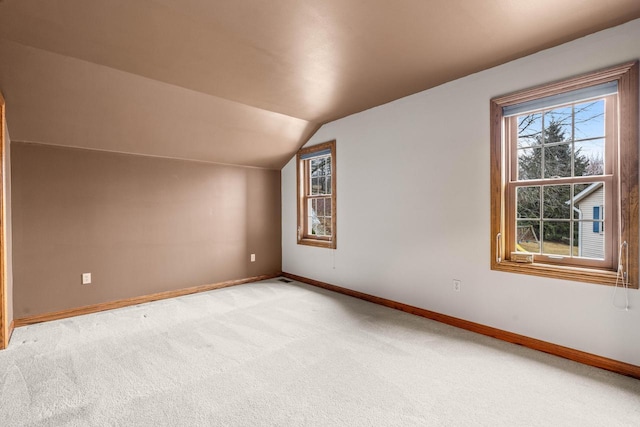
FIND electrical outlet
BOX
[82,273,92,285]
[250,254,256,262]
[453,279,461,292]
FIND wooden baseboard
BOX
[282,272,640,380]
[14,273,281,327]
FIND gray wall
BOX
[283,19,640,365]
[12,142,281,318]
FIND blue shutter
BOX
[593,206,600,233]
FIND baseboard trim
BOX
[282,272,640,380]
[14,273,281,327]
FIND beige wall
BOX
[11,142,281,318]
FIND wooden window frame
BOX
[0,91,7,349]
[504,94,616,270]
[490,62,638,287]
[296,141,337,249]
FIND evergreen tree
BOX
[517,119,589,244]
[519,120,588,179]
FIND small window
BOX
[297,141,336,248]
[490,62,638,287]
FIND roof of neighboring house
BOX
[572,182,604,205]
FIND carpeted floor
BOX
[1,278,639,426]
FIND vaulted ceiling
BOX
[1,0,639,169]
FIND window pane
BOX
[572,182,604,259]
[578,221,605,260]
[516,220,540,253]
[544,144,572,178]
[573,221,580,254]
[308,194,332,238]
[308,199,317,234]
[312,216,331,237]
[543,185,571,219]
[311,157,330,178]
[518,147,542,180]
[320,157,328,176]
[322,217,332,236]
[310,159,320,177]
[542,221,572,256]
[574,100,605,140]
[517,113,542,148]
[517,186,540,219]
[573,182,604,217]
[572,186,585,220]
[311,177,325,195]
[317,177,327,195]
[325,176,332,195]
[575,139,604,176]
[544,107,572,142]
[316,197,325,217]
[311,214,323,235]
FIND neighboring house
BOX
[572,183,604,259]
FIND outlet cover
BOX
[250,254,256,262]
[82,273,92,285]
[453,279,461,292]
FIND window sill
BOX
[298,238,336,249]
[491,260,635,288]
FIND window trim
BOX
[503,95,616,270]
[490,62,638,287]
[296,140,337,249]
[0,91,7,349]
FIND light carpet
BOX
[0,278,639,426]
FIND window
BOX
[297,141,336,248]
[490,62,638,287]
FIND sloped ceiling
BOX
[1,0,639,169]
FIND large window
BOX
[297,141,336,249]
[490,62,638,287]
